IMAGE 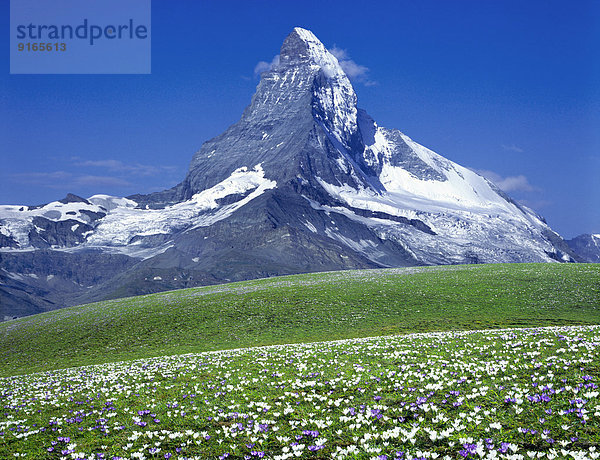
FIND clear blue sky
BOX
[1,0,599,238]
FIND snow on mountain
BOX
[0,164,275,257]
[87,195,138,212]
[312,115,559,264]
[566,234,600,263]
[0,195,107,250]
[85,164,275,255]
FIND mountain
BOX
[566,234,600,263]
[0,28,580,320]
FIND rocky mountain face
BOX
[0,28,581,320]
[566,234,600,263]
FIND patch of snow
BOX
[87,195,137,211]
[303,221,317,233]
[67,243,175,260]
[0,198,108,248]
[296,175,309,186]
[316,120,375,190]
[317,140,541,228]
[0,248,35,254]
[335,158,349,174]
[187,164,276,230]
[303,191,556,265]
[324,227,386,263]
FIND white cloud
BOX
[329,45,376,86]
[501,144,524,153]
[75,159,177,177]
[11,171,72,183]
[475,169,538,193]
[73,175,132,187]
[254,55,280,77]
[496,175,535,192]
[11,171,132,189]
[8,158,181,194]
[328,46,348,61]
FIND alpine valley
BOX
[0,28,583,320]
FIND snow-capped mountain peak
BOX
[280,27,344,74]
[0,27,582,320]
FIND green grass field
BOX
[0,263,598,377]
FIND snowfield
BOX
[0,164,276,258]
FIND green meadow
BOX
[1,263,598,377]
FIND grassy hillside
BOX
[0,263,599,376]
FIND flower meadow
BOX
[1,325,599,460]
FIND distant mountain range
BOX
[0,28,590,320]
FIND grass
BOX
[0,263,598,377]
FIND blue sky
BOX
[1,0,599,238]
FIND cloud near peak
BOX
[501,144,524,153]
[252,46,376,86]
[329,45,376,86]
[474,169,538,193]
[254,55,280,77]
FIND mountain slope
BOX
[567,234,600,263]
[0,28,580,318]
